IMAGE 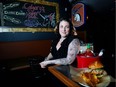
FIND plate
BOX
[70,66,111,87]
[71,75,90,87]
[71,75,111,87]
[78,82,90,87]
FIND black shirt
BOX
[51,36,75,59]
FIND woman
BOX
[40,17,80,68]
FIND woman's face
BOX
[59,20,70,38]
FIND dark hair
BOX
[54,17,75,38]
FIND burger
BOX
[88,60,103,69]
[81,61,107,87]
[88,61,107,78]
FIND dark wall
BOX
[69,0,115,77]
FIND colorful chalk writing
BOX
[2,1,57,28]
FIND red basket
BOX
[77,55,100,68]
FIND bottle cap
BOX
[87,43,90,49]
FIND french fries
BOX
[80,61,107,87]
[81,72,100,87]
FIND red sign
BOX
[72,3,85,27]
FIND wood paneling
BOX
[0,40,52,60]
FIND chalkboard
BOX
[1,0,59,32]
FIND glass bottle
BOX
[84,43,94,57]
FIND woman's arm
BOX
[50,38,80,65]
[40,39,80,68]
[44,52,53,61]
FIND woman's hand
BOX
[39,61,49,68]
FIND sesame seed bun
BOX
[88,61,104,69]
